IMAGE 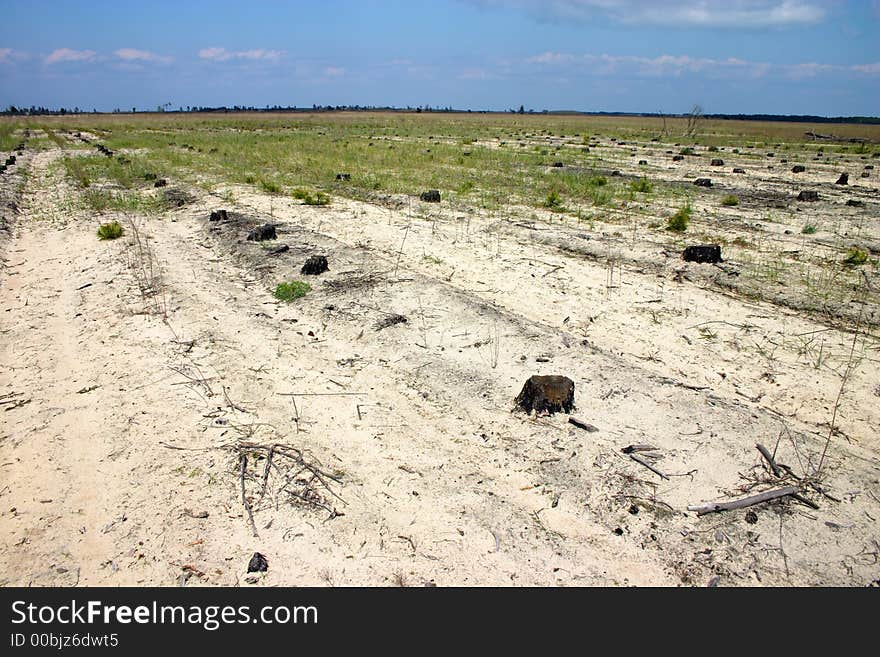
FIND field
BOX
[1,111,878,587]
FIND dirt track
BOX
[1,146,879,586]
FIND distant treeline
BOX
[2,104,878,124]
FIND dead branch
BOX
[629,453,669,480]
[240,453,259,537]
[688,486,799,516]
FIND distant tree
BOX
[518,105,525,114]
[685,104,705,138]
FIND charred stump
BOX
[710,159,724,166]
[797,190,819,202]
[209,209,228,222]
[515,375,575,415]
[301,255,329,275]
[247,224,277,241]
[792,165,806,173]
[683,244,722,264]
[694,178,713,187]
[835,173,849,185]
[420,189,441,203]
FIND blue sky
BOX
[1,0,878,115]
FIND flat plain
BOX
[1,111,878,586]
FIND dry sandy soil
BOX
[1,133,879,587]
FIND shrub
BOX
[843,247,868,266]
[630,177,653,193]
[721,195,739,206]
[801,224,817,234]
[274,281,311,301]
[666,203,691,232]
[97,220,124,240]
[679,147,696,156]
[543,189,564,211]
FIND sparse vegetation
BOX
[666,203,692,232]
[721,195,739,206]
[630,177,653,193]
[96,220,124,240]
[843,247,868,266]
[802,224,817,234]
[274,281,311,301]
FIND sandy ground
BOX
[1,141,879,587]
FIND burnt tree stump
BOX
[797,190,819,202]
[732,168,746,174]
[301,255,329,275]
[694,178,713,187]
[247,224,277,241]
[515,375,575,415]
[209,209,228,222]
[247,552,269,573]
[710,159,724,166]
[154,179,167,188]
[683,244,722,264]
[846,199,864,207]
[672,155,684,162]
[336,173,351,181]
[420,189,441,202]
[835,173,849,185]
[792,165,806,173]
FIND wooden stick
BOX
[688,486,799,516]
[756,443,782,477]
[569,417,599,432]
[629,453,669,480]
[239,454,259,537]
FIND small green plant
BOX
[259,179,282,194]
[707,145,719,152]
[679,147,696,156]
[543,188,564,211]
[293,188,330,205]
[629,177,653,193]
[802,224,817,234]
[274,281,311,301]
[843,247,868,266]
[721,195,739,206]
[304,191,330,206]
[97,220,124,240]
[244,174,257,184]
[666,203,691,232]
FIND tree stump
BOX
[336,173,351,181]
[154,179,167,188]
[672,155,684,162]
[638,160,648,165]
[209,209,228,222]
[694,178,713,187]
[247,552,269,573]
[301,255,329,275]
[710,159,724,166]
[846,200,864,207]
[797,190,819,202]
[683,244,722,264]
[247,224,277,241]
[420,190,441,202]
[515,375,575,415]
[732,168,745,174]
[835,173,849,185]
[792,165,806,173]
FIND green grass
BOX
[274,281,311,301]
[629,177,653,193]
[666,202,692,232]
[259,179,282,194]
[97,220,124,240]
[843,247,868,266]
[801,224,817,235]
[721,195,739,206]
[543,188,564,211]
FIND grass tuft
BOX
[721,195,739,206]
[843,247,868,266]
[801,224,817,235]
[666,202,691,232]
[97,220,124,240]
[274,281,311,301]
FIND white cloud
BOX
[526,51,762,77]
[45,48,96,65]
[114,48,172,64]
[198,47,283,62]
[323,66,345,77]
[0,48,27,64]
[852,62,880,75]
[472,0,828,27]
